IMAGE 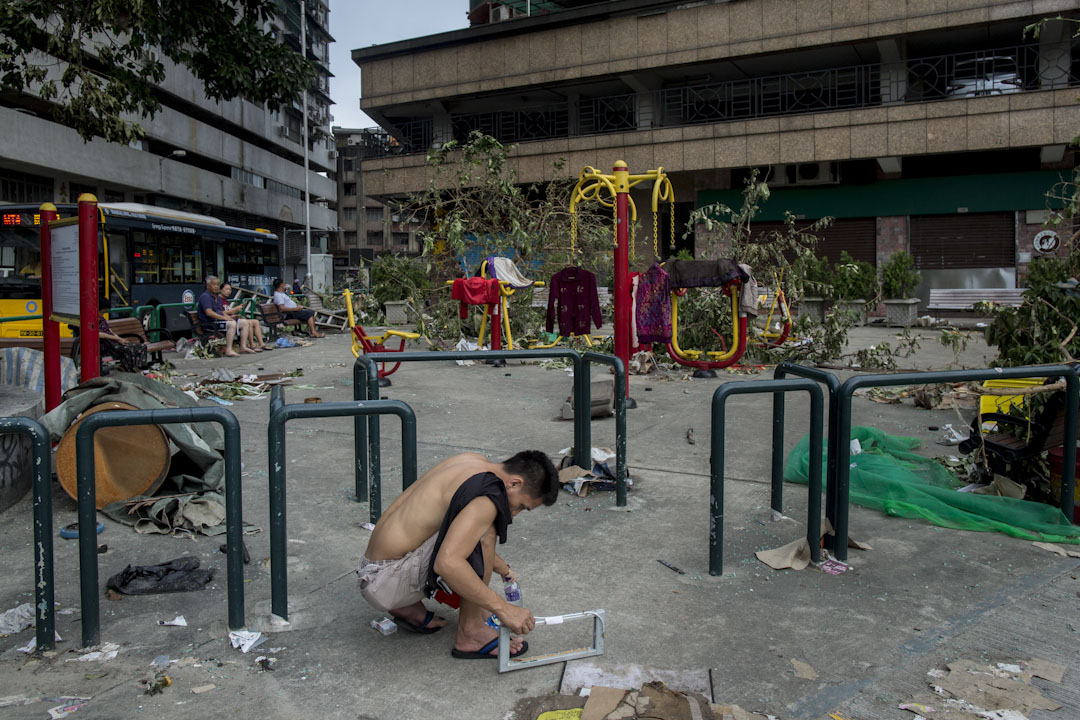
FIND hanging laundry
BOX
[635,263,672,343]
[666,258,747,289]
[546,266,602,337]
[737,262,759,317]
[451,277,500,319]
[485,257,534,289]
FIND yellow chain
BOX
[570,210,578,257]
[670,199,676,253]
[630,214,636,262]
[612,200,618,250]
[652,207,659,258]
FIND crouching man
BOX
[358,451,559,659]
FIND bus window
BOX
[160,235,181,283]
[107,230,129,294]
[182,236,203,282]
[132,231,159,284]
[266,245,280,267]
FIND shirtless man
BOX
[358,450,559,659]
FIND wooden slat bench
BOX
[106,317,174,364]
[927,288,1026,313]
[259,302,304,339]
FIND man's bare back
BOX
[366,452,503,561]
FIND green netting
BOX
[785,426,1080,544]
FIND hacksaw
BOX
[497,609,605,673]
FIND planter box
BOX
[883,298,920,327]
[798,297,826,323]
[384,300,415,325]
[835,300,868,326]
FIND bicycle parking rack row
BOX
[267,387,418,619]
[771,362,1079,562]
[710,379,824,575]
[0,417,55,651]
[352,349,629,511]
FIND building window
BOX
[344,183,356,196]
[70,182,96,200]
[344,231,357,245]
[391,232,410,247]
[0,170,53,204]
[343,207,357,221]
[365,232,383,247]
[365,208,383,223]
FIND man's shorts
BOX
[356,534,437,612]
[286,308,315,322]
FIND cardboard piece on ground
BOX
[1027,658,1066,684]
[790,659,818,680]
[824,517,873,551]
[581,687,627,720]
[636,681,716,720]
[932,660,1062,714]
[972,475,1026,499]
[559,466,592,484]
[711,705,769,720]
[755,537,812,571]
[1031,541,1080,559]
[512,694,587,720]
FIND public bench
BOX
[107,317,174,364]
[926,288,1026,313]
[259,302,304,340]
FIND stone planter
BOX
[384,300,415,325]
[798,297,826,322]
[835,299,868,326]
[883,298,921,328]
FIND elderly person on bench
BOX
[220,282,271,351]
[197,276,252,356]
[271,278,324,338]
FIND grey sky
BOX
[329,0,467,129]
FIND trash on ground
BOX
[0,603,35,634]
[16,632,61,653]
[157,616,187,627]
[254,655,275,671]
[1030,542,1080,559]
[46,697,91,719]
[790,659,818,680]
[370,617,397,636]
[359,522,375,531]
[1026,658,1066,683]
[657,559,686,575]
[67,643,120,662]
[106,557,214,595]
[971,475,1026,499]
[557,448,632,497]
[934,424,967,446]
[228,630,266,653]
[756,520,870,572]
[819,558,850,575]
[897,702,934,713]
[142,672,171,695]
[151,654,171,667]
[219,541,251,564]
[928,659,1061,716]
[191,684,216,694]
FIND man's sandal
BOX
[392,610,445,634]
[451,638,529,660]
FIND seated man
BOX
[96,296,147,372]
[358,450,559,659]
[271,278,324,338]
[197,275,252,356]
[220,282,270,351]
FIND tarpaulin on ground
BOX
[785,425,1080,544]
[41,373,245,536]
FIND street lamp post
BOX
[158,149,186,193]
[301,0,312,289]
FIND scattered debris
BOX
[106,557,214,595]
[17,632,61,653]
[557,447,632,497]
[46,697,91,719]
[359,522,375,531]
[67,643,120,662]
[934,424,967,446]
[151,655,171,668]
[228,630,266,653]
[656,559,686,575]
[1026,658,1066,683]
[928,659,1062,716]
[219,541,251,564]
[819,558,850,575]
[190,684,216,695]
[157,616,187,627]
[1030,542,1080,558]
[142,672,171,695]
[0,603,35,634]
[370,617,397,636]
[254,655,275,672]
[686,428,695,445]
[790,659,818,680]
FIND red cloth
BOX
[452,277,500,319]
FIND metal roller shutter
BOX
[749,217,876,265]
[910,213,1015,269]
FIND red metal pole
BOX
[78,194,99,380]
[613,162,631,399]
[39,203,61,411]
[489,302,502,350]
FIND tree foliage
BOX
[0,0,315,144]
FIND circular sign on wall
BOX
[1033,230,1060,255]
[181,289,195,304]
[25,300,37,314]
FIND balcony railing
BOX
[358,42,1077,160]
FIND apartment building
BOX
[0,0,337,280]
[353,0,1079,301]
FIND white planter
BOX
[883,298,921,327]
[799,297,826,322]
[836,300,868,326]
[384,300,415,325]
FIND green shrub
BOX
[370,254,431,309]
[833,251,878,301]
[879,250,921,299]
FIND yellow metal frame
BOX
[342,289,420,360]
[528,333,605,350]
[568,164,674,242]
[668,288,742,362]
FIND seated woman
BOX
[271,277,325,338]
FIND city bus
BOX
[0,202,280,340]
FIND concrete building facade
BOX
[352,0,1079,302]
[0,0,337,280]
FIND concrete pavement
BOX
[0,326,1076,720]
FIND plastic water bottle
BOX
[504,580,522,607]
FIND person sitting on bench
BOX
[357,450,559,660]
[220,282,271,351]
[197,275,253,356]
[271,278,325,338]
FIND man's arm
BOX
[492,552,515,582]
[432,498,534,634]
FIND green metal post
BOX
[711,379,823,576]
[833,364,1080,561]
[75,407,245,646]
[352,356,373,502]
[0,417,55,651]
[267,399,418,619]
[582,352,628,506]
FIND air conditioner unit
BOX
[771,162,839,187]
[328,149,338,160]
[143,48,160,64]
[492,4,514,22]
[278,125,298,141]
